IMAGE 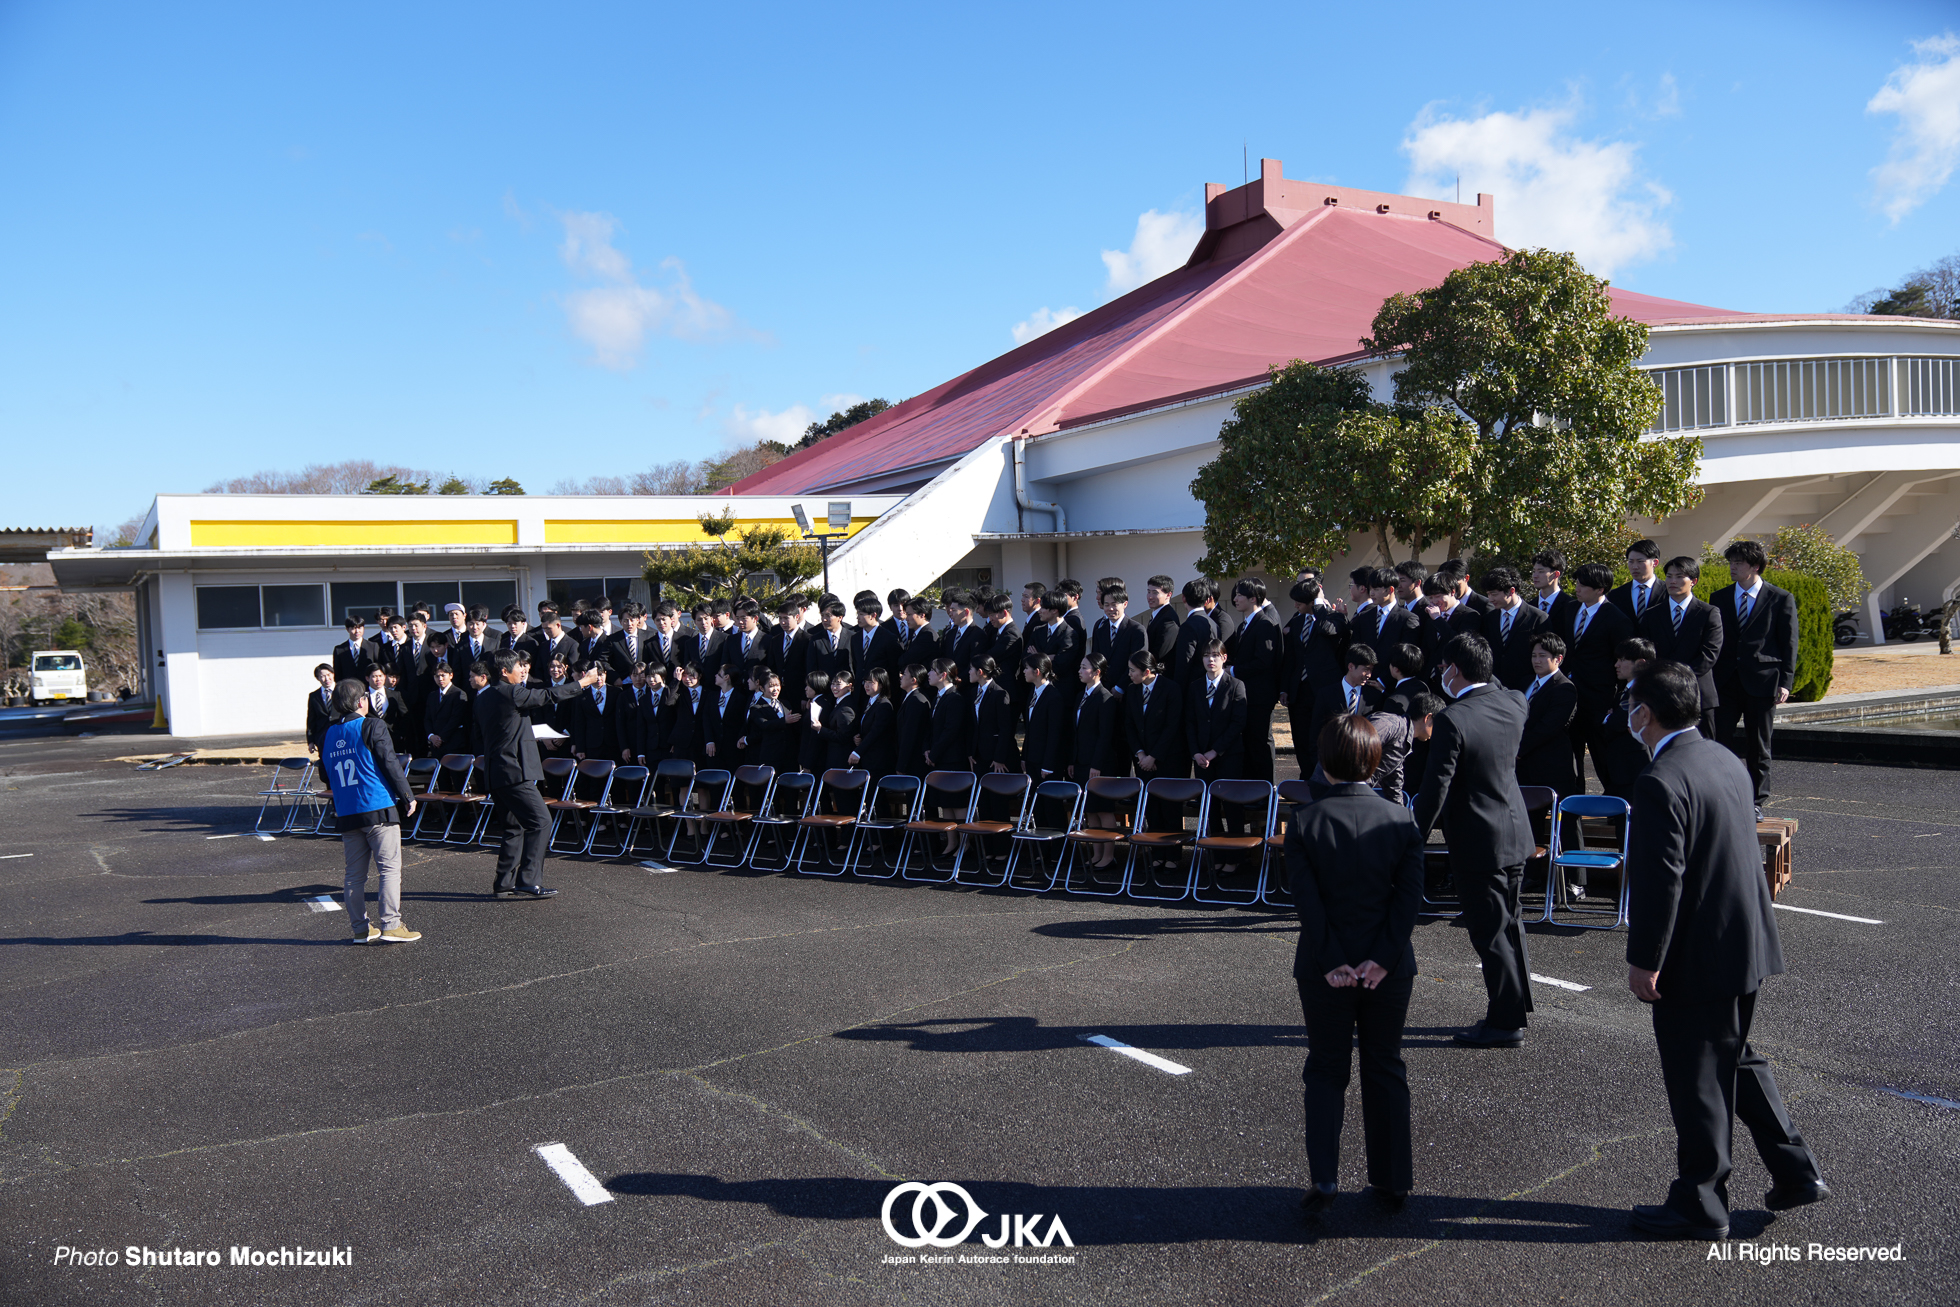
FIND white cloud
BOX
[819,392,866,412]
[1867,34,1960,223]
[554,211,742,368]
[1101,209,1204,296]
[724,402,817,446]
[1011,306,1083,345]
[1401,101,1673,278]
[1653,72,1681,119]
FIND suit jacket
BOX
[924,687,971,772]
[1356,601,1423,672]
[601,628,654,684]
[1173,610,1220,686]
[622,685,669,762]
[1310,679,1380,760]
[1366,708,1414,806]
[704,687,750,765]
[447,633,495,683]
[1712,582,1799,698]
[570,687,623,760]
[1411,682,1534,874]
[1607,577,1664,626]
[966,681,1018,771]
[1185,674,1248,769]
[1025,619,1080,685]
[1282,608,1349,707]
[669,685,710,766]
[984,621,1026,685]
[1068,682,1121,779]
[1515,672,1580,796]
[896,687,935,776]
[679,627,726,679]
[331,638,382,683]
[1480,602,1547,692]
[1021,681,1068,778]
[519,630,578,681]
[422,684,472,755]
[475,679,586,788]
[1562,600,1634,723]
[1226,610,1285,704]
[1285,783,1424,980]
[805,628,853,686]
[391,637,442,707]
[1144,605,1181,664]
[719,626,771,688]
[1529,590,1578,633]
[739,694,797,773]
[305,686,336,752]
[854,696,898,777]
[1125,675,1184,778]
[814,694,858,771]
[1625,732,1785,997]
[1641,596,1724,710]
[847,622,904,684]
[938,621,987,693]
[1090,614,1148,679]
[765,626,808,694]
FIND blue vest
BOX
[323,718,395,816]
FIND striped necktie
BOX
[1673,602,1685,633]
[1738,591,1753,624]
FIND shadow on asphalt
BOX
[598,1172,1733,1244]
[833,1016,1307,1053]
[1031,914,1295,940]
[0,931,347,947]
[83,805,276,836]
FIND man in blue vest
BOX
[321,679,420,943]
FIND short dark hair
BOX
[821,599,847,619]
[332,679,368,717]
[1319,714,1383,784]
[856,599,883,618]
[1181,578,1214,606]
[1406,690,1447,720]
[501,605,526,625]
[805,671,830,695]
[653,600,678,619]
[1350,566,1375,586]
[1434,558,1467,580]
[1389,643,1425,678]
[1628,538,1661,561]
[1480,567,1521,596]
[466,605,490,623]
[1233,578,1266,604]
[1345,644,1378,669]
[1723,538,1769,570]
[535,601,559,620]
[1531,632,1568,659]
[1101,587,1130,607]
[490,649,524,676]
[1394,561,1429,585]
[1616,637,1657,663]
[1202,638,1228,658]
[1290,579,1322,605]
[1443,632,1494,684]
[343,616,365,631]
[1572,563,1612,591]
[1056,578,1083,599]
[1022,581,1047,600]
[312,662,333,678]
[1038,594,1067,616]
[1664,556,1701,580]
[620,601,647,620]
[1630,661,1701,730]
[1420,574,1451,597]
[1530,549,1566,575]
[467,661,491,679]
[1147,574,1175,594]
[887,587,910,610]
[984,591,1013,617]
[904,596,933,619]
[1368,566,1398,590]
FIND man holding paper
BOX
[474,650,603,900]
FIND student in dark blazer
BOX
[1173,580,1221,687]
[701,663,749,769]
[1089,589,1147,685]
[813,674,859,772]
[1286,713,1425,1215]
[793,672,830,775]
[568,674,622,763]
[1069,652,1124,866]
[601,605,652,686]
[669,664,711,768]
[1186,639,1248,781]
[979,593,1027,711]
[1515,634,1580,798]
[1124,651,1185,785]
[1311,647,1382,758]
[922,660,971,773]
[1019,655,1068,781]
[305,664,337,755]
[1355,568,1423,670]
[1143,575,1182,666]
[719,602,771,688]
[677,604,725,681]
[1559,563,1636,784]
[1413,633,1536,1047]
[520,617,577,687]
[967,657,1019,773]
[1642,557,1724,739]
[473,651,602,897]
[766,600,808,694]
[623,667,670,764]
[447,608,495,686]
[332,619,382,683]
[1608,539,1665,625]
[1622,664,1827,1240]
[357,666,412,755]
[1281,580,1349,770]
[936,593,987,699]
[1478,568,1547,692]
[1418,577,1484,688]
[736,667,798,774]
[1527,551,1579,631]
[896,665,935,778]
[847,600,903,685]
[1026,595,1081,689]
[422,663,473,758]
[1710,539,1797,813]
[849,669,898,780]
[1224,579,1285,783]
[1378,645,1426,719]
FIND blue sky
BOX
[2,1,1957,537]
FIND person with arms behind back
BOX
[321,679,420,944]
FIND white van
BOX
[30,650,88,706]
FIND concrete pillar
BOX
[156,572,201,736]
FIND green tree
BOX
[798,398,891,450]
[486,477,526,495]
[1767,523,1868,612]
[641,511,820,609]
[365,475,429,495]
[435,476,471,495]
[1361,248,1701,561]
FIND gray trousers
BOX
[342,824,403,930]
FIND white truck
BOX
[29,650,88,706]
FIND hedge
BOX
[1682,568,1832,702]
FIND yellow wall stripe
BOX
[191,520,519,547]
[543,517,879,544]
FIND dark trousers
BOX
[491,782,551,891]
[1287,699,1317,772]
[1651,990,1821,1226]
[1243,695,1277,784]
[1715,688,1776,805]
[1453,863,1534,1029]
[1298,975,1414,1193]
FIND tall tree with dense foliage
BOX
[640,510,820,608]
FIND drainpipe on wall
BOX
[1013,431,1067,579]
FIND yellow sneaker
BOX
[377,924,422,944]
[353,925,381,943]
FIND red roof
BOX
[733,179,1750,496]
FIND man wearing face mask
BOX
[1622,661,1827,1241]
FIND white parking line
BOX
[1773,903,1884,924]
[1530,973,1591,992]
[206,834,242,840]
[534,1143,615,1206]
[302,895,339,914]
[255,833,276,842]
[639,861,678,873]
[1081,1034,1192,1076]
[0,853,32,860]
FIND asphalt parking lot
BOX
[0,734,1954,1306]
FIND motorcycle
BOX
[1832,611,1861,647]
[1881,599,1945,643]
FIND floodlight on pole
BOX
[791,503,812,534]
[827,501,853,533]
[792,499,852,599]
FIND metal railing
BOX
[1643,355,1960,433]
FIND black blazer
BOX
[1562,600,1635,722]
[305,686,336,752]
[703,687,750,764]
[422,684,472,755]
[447,633,495,683]
[719,626,771,688]
[739,694,797,773]
[1310,678,1379,759]
[1025,619,1080,685]
[331,638,382,683]
[804,628,853,686]
[1172,610,1220,685]
[1090,614,1148,678]
[1021,682,1068,778]
[985,621,1026,681]
[765,626,807,694]
[475,679,586,788]
[937,621,987,695]
[924,688,970,772]
[1185,674,1247,768]
[1515,672,1580,796]
[1529,590,1579,632]
[896,688,934,776]
[1411,683,1534,874]
[1480,602,1548,692]
[1643,596,1724,710]
[669,685,710,767]
[853,696,897,777]
[678,628,725,679]
[1125,675,1184,776]
[1711,582,1799,698]
[1625,733,1785,997]
[814,694,858,771]
[519,631,578,680]
[1069,682,1120,779]
[1227,610,1285,702]
[1145,605,1181,663]
[847,623,904,683]
[1285,783,1424,981]
[570,687,623,761]
[622,685,668,762]
[601,628,654,684]
[1281,608,1349,705]
[969,681,1019,771]
[1356,602,1422,672]
[1607,577,1664,626]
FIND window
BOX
[330,581,399,625]
[1734,358,1890,425]
[548,577,638,609]
[402,581,461,619]
[1646,366,1727,433]
[196,585,262,630]
[261,584,326,627]
[461,579,518,617]
[34,654,83,671]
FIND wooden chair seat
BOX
[955,820,1017,836]
[798,814,856,827]
[545,798,597,810]
[1065,829,1125,843]
[1129,830,1194,846]
[699,810,755,823]
[1196,835,1264,852]
[904,819,960,833]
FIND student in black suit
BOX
[922,660,970,774]
[804,600,853,687]
[600,602,651,685]
[792,671,829,775]
[423,662,472,757]
[1125,650,1185,788]
[1710,539,1798,815]
[1643,557,1724,739]
[767,598,808,694]
[520,610,577,686]
[305,664,337,755]
[1223,579,1284,783]
[1478,567,1547,692]
[622,665,669,764]
[1287,713,1425,1216]
[1026,594,1080,688]
[813,672,859,773]
[496,606,530,655]
[447,607,494,684]
[848,598,902,686]
[1413,633,1536,1047]
[1433,558,1492,617]
[567,611,610,679]
[1379,645,1426,718]
[1070,652,1124,865]
[677,601,724,680]
[1355,568,1422,670]
[701,662,749,768]
[474,650,602,898]
[1089,587,1147,687]
[1392,562,1436,660]
[669,663,711,768]
[979,593,1026,712]
[1608,538,1665,625]
[937,592,986,699]
[849,668,898,780]
[1056,578,1088,649]
[1281,580,1349,770]
[897,596,938,669]
[569,671,622,763]
[1018,655,1067,781]
[1515,634,1580,798]
[526,654,577,760]
[719,599,770,689]
[1143,575,1181,665]
[896,664,935,778]
[1597,638,1657,805]
[1623,664,1827,1240]
[1186,640,1247,781]
[332,618,382,683]
[1560,563,1635,787]
[736,666,798,774]
[1527,550,1578,630]
[967,657,1019,773]
[1312,646,1382,758]
[358,665,411,754]
[1174,580,1220,687]
[1417,576,1484,688]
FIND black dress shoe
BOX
[1765,1180,1831,1211]
[492,890,517,899]
[1368,1186,1407,1214]
[1630,1203,1727,1240]
[1454,1024,1523,1048]
[515,886,559,898]
[1299,1183,1337,1216]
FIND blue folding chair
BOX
[1546,794,1632,929]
